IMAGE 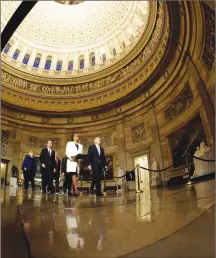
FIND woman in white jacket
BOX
[65,133,83,196]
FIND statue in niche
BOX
[151,158,158,177]
[198,142,208,156]
[150,157,161,187]
[117,166,125,187]
[193,142,214,177]
[194,146,201,157]
[11,165,18,178]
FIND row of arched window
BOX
[3,42,117,71]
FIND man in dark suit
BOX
[87,137,107,196]
[40,140,56,194]
[61,156,68,194]
[54,152,61,194]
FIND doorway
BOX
[1,159,10,186]
[134,155,149,191]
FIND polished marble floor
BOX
[1,179,215,258]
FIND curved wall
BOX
[1,1,215,182]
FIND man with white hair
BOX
[87,137,106,196]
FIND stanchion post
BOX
[136,164,141,193]
[80,173,83,196]
[185,150,192,186]
[103,168,106,193]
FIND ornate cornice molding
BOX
[1,2,157,83]
[2,2,169,112]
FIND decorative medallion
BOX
[55,1,84,5]
[67,117,74,123]
[92,115,98,121]
[18,113,26,119]
[42,117,50,123]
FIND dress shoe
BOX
[96,193,104,197]
[68,192,74,196]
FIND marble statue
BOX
[150,158,161,187]
[151,158,158,177]
[117,167,125,187]
[193,142,215,177]
[11,165,18,178]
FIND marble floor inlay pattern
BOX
[1,179,215,258]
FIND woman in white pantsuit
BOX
[66,133,83,196]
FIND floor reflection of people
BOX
[189,184,198,211]
[66,208,84,250]
[85,209,108,252]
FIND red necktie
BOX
[56,158,58,165]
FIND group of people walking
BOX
[21,134,107,197]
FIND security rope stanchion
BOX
[136,164,143,193]
[185,150,192,186]
[80,173,83,196]
[103,168,107,195]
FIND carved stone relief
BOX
[202,2,215,72]
[1,130,10,155]
[131,123,146,143]
[81,136,112,152]
[164,85,193,122]
[27,137,60,149]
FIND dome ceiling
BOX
[1,1,151,78]
[1,1,171,113]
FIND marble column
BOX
[84,51,89,68]
[59,130,70,158]
[113,38,121,54]
[187,54,215,144]
[8,40,20,57]
[51,55,57,70]
[39,54,47,70]
[28,49,37,66]
[17,46,27,63]
[147,104,164,184]
[123,29,130,46]
[11,126,24,179]
[62,54,68,71]
[73,52,78,70]
[95,47,101,64]
[115,120,128,172]
[104,43,111,60]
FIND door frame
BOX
[1,159,10,185]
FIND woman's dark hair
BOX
[72,133,79,141]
